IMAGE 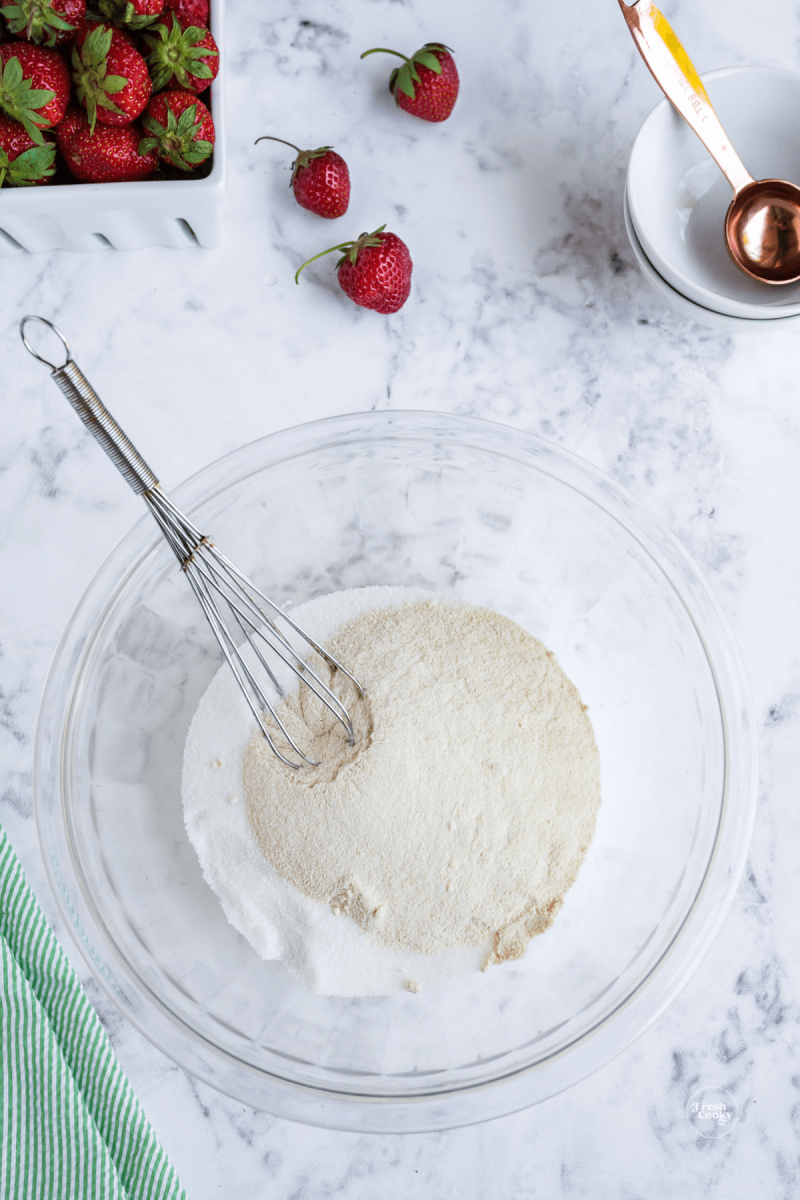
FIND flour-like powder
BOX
[182,587,601,996]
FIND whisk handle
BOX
[51,360,159,495]
[20,316,159,496]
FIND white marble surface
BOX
[2,0,800,1194]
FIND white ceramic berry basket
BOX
[0,1,224,254]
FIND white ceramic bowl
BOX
[627,66,800,319]
[624,187,800,332]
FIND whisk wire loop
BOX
[143,484,358,766]
[181,559,318,769]
[196,546,359,737]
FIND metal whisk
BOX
[20,316,363,769]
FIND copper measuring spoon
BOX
[620,0,800,284]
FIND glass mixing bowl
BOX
[34,411,757,1132]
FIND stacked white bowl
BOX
[625,66,800,330]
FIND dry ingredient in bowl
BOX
[182,587,601,996]
[245,598,600,965]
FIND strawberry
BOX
[56,104,157,180]
[164,0,207,25]
[255,135,349,219]
[295,226,412,313]
[361,42,458,123]
[71,21,151,132]
[139,88,212,169]
[0,0,85,48]
[0,43,70,142]
[97,0,164,32]
[0,110,55,182]
[142,11,217,94]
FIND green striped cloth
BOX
[0,825,187,1200]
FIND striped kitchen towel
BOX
[0,825,187,1200]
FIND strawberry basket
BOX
[0,0,224,253]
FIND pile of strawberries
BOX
[0,0,218,185]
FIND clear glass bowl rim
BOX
[33,410,758,1132]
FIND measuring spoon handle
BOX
[619,0,753,196]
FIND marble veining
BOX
[2,0,800,1194]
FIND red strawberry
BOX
[164,0,207,25]
[0,0,85,48]
[361,42,458,122]
[97,0,164,32]
[255,136,349,219]
[56,105,157,180]
[0,43,70,142]
[139,88,212,169]
[296,226,412,313]
[142,11,217,94]
[0,110,55,182]
[72,21,151,132]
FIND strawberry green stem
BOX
[254,135,302,153]
[296,226,387,283]
[360,47,410,62]
[295,241,355,284]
